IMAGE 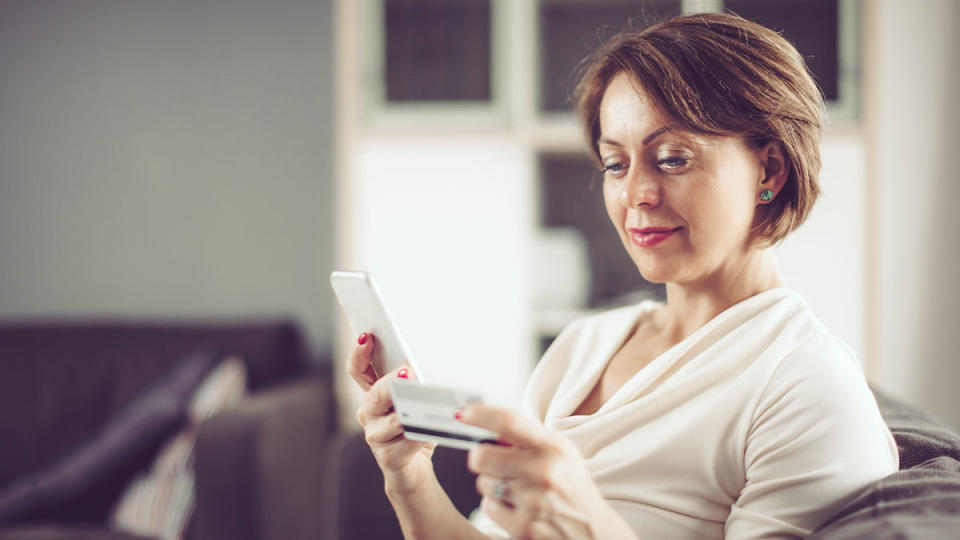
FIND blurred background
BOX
[2,0,959,537]
[1,0,958,455]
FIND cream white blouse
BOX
[471,288,898,539]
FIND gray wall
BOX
[0,0,335,356]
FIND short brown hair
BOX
[574,12,824,245]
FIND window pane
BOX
[539,152,664,306]
[724,0,840,100]
[538,0,682,112]
[384,0,491,102]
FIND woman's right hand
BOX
[348,332,437,494]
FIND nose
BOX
[618,169,661,209]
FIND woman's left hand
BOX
[459,403,634,540]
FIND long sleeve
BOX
[724,334,899,538]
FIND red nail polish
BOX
[398,368,408,379]
[454,408,463,420]
[357,333,367,345]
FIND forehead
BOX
[597,72,726,151]
[598,72,668,138]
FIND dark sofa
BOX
[0,320,334,540]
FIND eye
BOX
[656,156,690,172]
[601,162,628,178]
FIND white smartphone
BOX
[330,271,423,381]
[389,378,503,451]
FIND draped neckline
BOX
[549,287,794,428]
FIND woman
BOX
[348,12,898,539]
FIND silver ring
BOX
[492,479,509,501]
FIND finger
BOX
[360,365,413,418]
[363,411,405,445]
[346,333,377,390]
[459,403,546,449]
[485,493,560,540]
[467,444,531,479]
[476,474,517,503]
[483,497,526,536]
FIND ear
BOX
[755,141,788,204]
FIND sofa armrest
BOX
[191,377,333,540]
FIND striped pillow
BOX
[109,357,247,540]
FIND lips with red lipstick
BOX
[628,226,682,247]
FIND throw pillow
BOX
[0,349,218,524]
[109,357,247,540]
[873,387,960,468]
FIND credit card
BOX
[389,378,502,450]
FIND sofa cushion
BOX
[872,387,960,469]
[0,349,217,524]
[109,357,248,540]
[808,456,960,539]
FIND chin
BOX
[622,238,687,285]
[632,260,676,285]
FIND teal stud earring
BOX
[759,189,774,202]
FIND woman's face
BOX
[598,72,771,287]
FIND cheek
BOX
[692,182,756,242]
[671,185,724,237]
[603,182,626,230]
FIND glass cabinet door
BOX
[538,0,683,113]
[384,0,492,102]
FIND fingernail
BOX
[398,368,408,379]
[357,333,367,345]
[454,408,463,420]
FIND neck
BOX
[658,248,784,342]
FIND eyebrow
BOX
[598,126,671,148]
